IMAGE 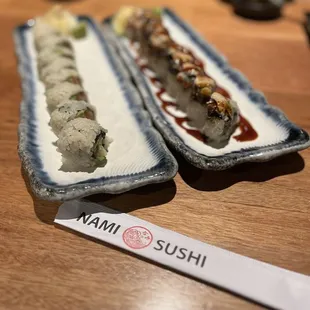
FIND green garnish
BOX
[71,22,87,39]
[93,135,107,164]
[96,145,107,162]
[76,110,86,118]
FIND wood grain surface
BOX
[1,0,310,309]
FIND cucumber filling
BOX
[75,108,94,120]
[93,134,108,164]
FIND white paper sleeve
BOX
[55,200,310,310]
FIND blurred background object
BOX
[304,11,310,44]
[231,0,286,20]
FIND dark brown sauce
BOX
[234,115,258,142]
[216,86,231,99]
[136,55,257,143]
[155,88,205,142]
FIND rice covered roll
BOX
[37,46,74,70]
[45,82,87,112]
[49,100,95,135]
[35,33,72,52]
[201,92,239,142]
[33,19,59,45]
[57,118,111,168]
[40,57,76,81]
[186,76,217,125]
[44,68,81,89]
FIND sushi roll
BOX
[44,68,81,89]
[40,57,76,81]
[113,7,241,144]
[56,118,111,168]
[201,92,240,142]
[45,82,87,112]
[186,75,217,122]
[49,100,95,135]
[37,46,74,70]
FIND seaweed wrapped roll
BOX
[45,82,87,112]
[49,100,95,135]
[57,118,111,168]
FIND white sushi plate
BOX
[14,17,178,201]
[103,8,310,170]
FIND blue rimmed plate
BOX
[14,16,178,201]
[103,8,310,170]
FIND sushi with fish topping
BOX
[187,92,239,142]
[45,82,87,112]
[56,118,111,168]
[113,7,240,144]
[49,100,95,135]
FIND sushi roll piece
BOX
[185,76,216,129]
[126,8,153,42]
[57,118,111,168]
[146,32,172,82]
[201,92,240,142]
[175,63,205,111]
[165,50,196,98]
[44,68,81,89]
[35,33,72,52]
[186,75,217,122]
[45,82,87,112]
[37,46,74,70]
[33,18,59,45]
[49,100,95,135]
[40,57,76,81]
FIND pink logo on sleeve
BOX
[122,226,153,249]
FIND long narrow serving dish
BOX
[14,16,178,201]
[103,7,310,170]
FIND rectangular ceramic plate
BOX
[103,8,310,170]
[14,16,178,201]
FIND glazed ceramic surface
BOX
[15,17,178,201]
[103,8,310,170]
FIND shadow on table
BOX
[176,151,305,192]
[21,167,177,225]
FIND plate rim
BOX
[102,8,310,170]
[14,16,178,201]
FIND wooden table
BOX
[1,1,310,309]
